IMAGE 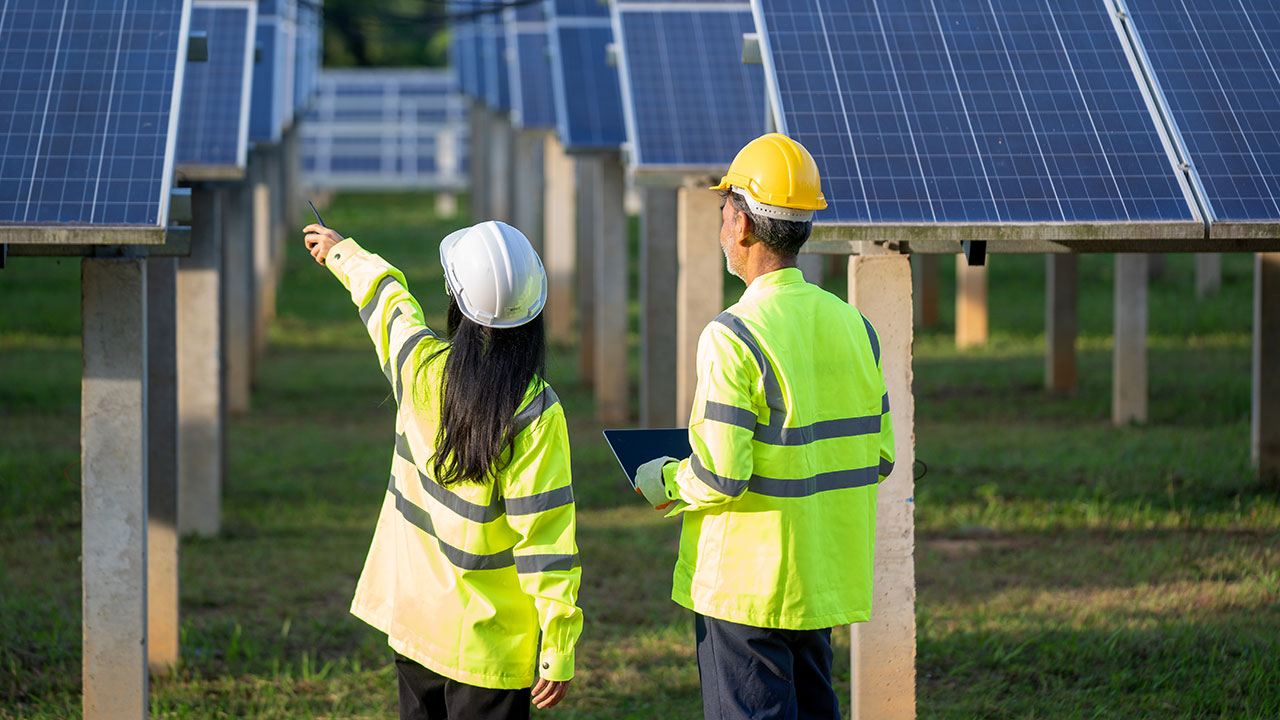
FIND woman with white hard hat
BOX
[303,219,581,719]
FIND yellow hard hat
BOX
[711,133,827,220]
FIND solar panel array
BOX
[751,0,1199,227]
[294,0,322,116]
[178,1,256,171]
[0,0,189,227]
[1122,0,1280,224]
[547,0,626,150]
[250,0,296,143]
[506,4,556,129]
[482,10,511,111]
[612,1,766,169]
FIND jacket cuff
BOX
[538,649,574,682]
[662,459,680,499]
[324,238,361,283]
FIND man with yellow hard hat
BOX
[634,133,895,719]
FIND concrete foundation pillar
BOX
[1113,254,1148,425]
[676,184,724,425]
[848,249,916,720]
[913,254,939,328]
[222,181,254,415]
[282,124,302,232]
[1046,254,1078,395]
[469,101,490,221]
[81,257,149,720]
[513,129,547,254]
[796,252,823,285]
[487,112,513,224]
[575,156,597,386]
[1197,253,1222,298]
[145,258,179,674]
[251,148,274,365]
[178,187,224,537]
[544,134,576,345]
[1253,253,1280,484]
[956,255,988,349]
[641,187,679,428]
[589,152,629,423]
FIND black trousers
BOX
[394,652,531,720]
[695,614,841,720]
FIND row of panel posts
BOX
[77,128,301,718]
[468,101,1280,720]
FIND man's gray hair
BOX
[721,189,813,258]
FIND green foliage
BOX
[322,0,451,68]
[1,195,1276,719]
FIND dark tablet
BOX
[602,428,691,489]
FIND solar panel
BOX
[249,16,285,142]
[0,0,189,227]
[751,0,1200,230]
[612,1,766,170]
[547,8,626,150]
[1122,0,1280,224]
[483,10,511,110]
[293,0,321,115]
[506,6,556,129]
[178,1,256,173]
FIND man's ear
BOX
[733,209,752,246]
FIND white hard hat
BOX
[439,221,547,328]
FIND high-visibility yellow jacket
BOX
[325,238,582,689]
[663,267,894,630]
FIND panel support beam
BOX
[589,152,629,424]
[848,247,916,720]
[177,186,224,537]
[81,257,149,720]
[1046,254,1078,395]
[641,187,679,427]
[676,184,724,425]
[145,257,179,674]
[544,134,576,345]
[1113,254,1148,425]
[1254,252,1280,485]
[955,254,988,349]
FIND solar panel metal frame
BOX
[749,0,1207,254]
[0,0,193,246]
[1116,0,1280,242]
[177,0,258,181]
[611,1,766,184]
[546,10,627,152]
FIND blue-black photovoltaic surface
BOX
[547,2,625,150]
[1124,0,1280,221]
[483,11,511,111]
[250,18,283,142]
[179,4,253,168]
[0,0,186,226]
[753,0,1195,225]
[615,4,765,167]
[507,5,556,128]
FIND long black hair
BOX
[419,297,547,487]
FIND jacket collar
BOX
[743,266,805,301]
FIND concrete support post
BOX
[848,249,915,720]
[222,181,254,414]
[544,133,576,345]
[145,258,179,674]
[178,187,224,537]
[282,124,302,233]
[590,152,629,424]
[1197,253,1222,298]
[469,101,490,221]
[575,156,597,386]
[796,252,823,285]
[955,255,988,349]
[640,187,679,428]
[251,148,274,365]
[913,254,939,328]
[513,129,547,254]
[81,257,149,720]
[487,112,513,224]
[1113,254,1148,425]
[1253,253,1280,484]
[1046,254,1078,395]
[676,184,724,425]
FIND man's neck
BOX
[740,249,796,286]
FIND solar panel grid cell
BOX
[754,0,1195,226]
[1123,0,1280,221]
[178,3,254,169]
[0,0,187,226]
[483,11,511,110]
[614,4,766,168]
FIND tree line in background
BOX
[323,0,451,68]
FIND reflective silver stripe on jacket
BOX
[749,465,880,498]
[387,476,515,571]
[359,275,397,325]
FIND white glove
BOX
[635,456,677,508]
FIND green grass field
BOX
[2,192,1277,719]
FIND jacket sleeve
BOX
[501,392,583,682]
[665,322,759,513]
[872,322,896,482]
[325,238,445,402]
